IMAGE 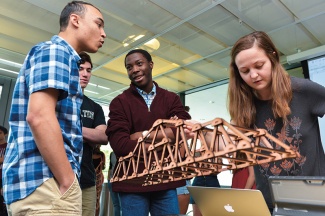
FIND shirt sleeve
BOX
[299,78,325,117]
[26,44,72,98]
[106,97,138,157]
[93,101,106,128]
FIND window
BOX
[0,85,2,100]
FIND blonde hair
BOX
[227,31,292,127]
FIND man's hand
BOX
[58,172,76,195]
[130,132,143,140]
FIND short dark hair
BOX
[79,52,93,68]
[0,126,8,135]
[59,1,100,32]
[124,49,152,66]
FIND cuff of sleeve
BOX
[142,130,150,138]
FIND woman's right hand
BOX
[184,119,201,139]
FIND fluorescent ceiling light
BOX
[85,89,99,94]
[88,82,110,90]
[0,58,22,68]
[0,68,19,74]
[98,85,110,90]
[134,35,144,41]
[123,34,144,47]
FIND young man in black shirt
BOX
[79,52,108,216]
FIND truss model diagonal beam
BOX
[111,118,299,186]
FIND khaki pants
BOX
[82,186,96,216]
[7,176,81,216]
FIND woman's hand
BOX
[184,119,201,139]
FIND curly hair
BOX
[79,52,93,68]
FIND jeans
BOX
[118,189,179,216]
[108,182,121,216]
[176,179,191,195]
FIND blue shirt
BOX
[3,35,83,204]
[136,84,156,110]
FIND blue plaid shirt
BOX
[3,35,83,204]
[136,84,156,110]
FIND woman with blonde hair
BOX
[228,31,325,213]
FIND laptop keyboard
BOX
[273,208,324,216]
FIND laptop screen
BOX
[269,176,325,215]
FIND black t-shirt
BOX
[80,95,106,189]
[253,77,325,208]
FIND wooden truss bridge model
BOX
[111,118,298,186]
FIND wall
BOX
[0,76,15,129]
[185,83,233,186]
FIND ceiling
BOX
[1,0,325,104]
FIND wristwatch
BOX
[142,130,150,138]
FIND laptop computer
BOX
[269,176,325,216]
[187,186,271,216]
